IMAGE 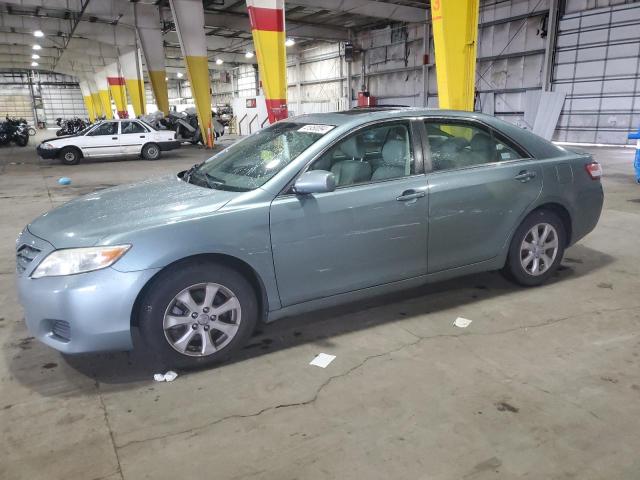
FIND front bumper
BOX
[36,144,60,159]
[16,228,160,354]
[17,266,160,354]
[158,140,181,152]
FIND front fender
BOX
[109,201,281,310]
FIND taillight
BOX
[585,161,602,180]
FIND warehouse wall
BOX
[553,1,640,143]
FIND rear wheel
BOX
[504,209,566,286]
[15,135,28,147]
[138,261,258,369]
[59,147,80,165]
[142,142,161,160]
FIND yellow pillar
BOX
[247,0,288,123]
[79,81,96,122]
[106,62,129,118]
[169,0,214,147]
[148,71,170,115]
[431,0,479,111]
[135,2,170,116]
[95,70,114,119]
[120,48,146,117]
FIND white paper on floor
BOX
[309,353,336,368]
[153,370,179,382]
[453,317,473,328]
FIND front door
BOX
[80,121,121,157]
[423,119,543,273]
[119,120,148,155]
[270,120,429,307]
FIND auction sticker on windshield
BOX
[298,124,335,134]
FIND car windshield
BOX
[186,122,333,191]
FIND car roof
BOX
[286,108,566,160]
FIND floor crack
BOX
[116,304,640,450]
[96,381,125,480]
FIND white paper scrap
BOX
[298,124,335,134]
[309,353,336,368]
[154,371,179,382]
[453,317,473,328]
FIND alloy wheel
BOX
[519,223,559,276]
[163,282,241,357]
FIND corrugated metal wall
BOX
[553,1,640,143]
[0,71,34,123]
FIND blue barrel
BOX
[629,128,640,184]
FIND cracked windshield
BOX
[187,122,334,191]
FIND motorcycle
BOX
[56,117,88,136]
[0,117,30,147]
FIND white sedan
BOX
[37,119,181,165]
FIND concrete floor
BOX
[1,132,639,480]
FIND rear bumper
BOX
[158,140,181,152]
[36,145,60,159]
[570,183,604,245]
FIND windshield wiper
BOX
[183,163,201,183]
[204,173,226,185]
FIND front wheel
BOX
[504,209,566,286]
[59,146,80,165]
[138,261,258,369]
[142,143,161,160]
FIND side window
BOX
[310,122,414,187]
[88,122,118,136]
[121,121,147,134]
[425,121,524,172]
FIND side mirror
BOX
[293,170,336,195]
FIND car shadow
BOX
[5,243,614,395]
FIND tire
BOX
[142,142,161,160]
[15,135,28,147]
[28,127,36,136]
[504,209,566,286]
[138,261,258,369]
[59,147,80,165]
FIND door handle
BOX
[140,135,146,138]
[514,170,536,182]
[396,190,426,202]
[111,137,118,140]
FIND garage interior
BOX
[1,0,640,479]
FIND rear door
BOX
[423,118,543,273]
[80,121,121,157]
[119,120,149,155]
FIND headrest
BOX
[470,133,494,153]
[382,139,407,166]
[339,135,364,159]
[440,137,468,155]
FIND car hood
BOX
[28,175,239,248]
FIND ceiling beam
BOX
[286,0,427,23]
[199,10,348,41]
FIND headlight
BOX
[31,245,131,278]
[40,142,55,149]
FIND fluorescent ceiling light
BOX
[34,30,44,37]
[176,72,183,78]
[31,61,38,67]
[32,44,41,50]
[245,51,254,58]
[285,38,295,47]
[215,58,223,65]
[32,54,40,59]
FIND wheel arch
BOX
[59,145,84,159]
[531,202,573,246]
[130,253,269,328]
